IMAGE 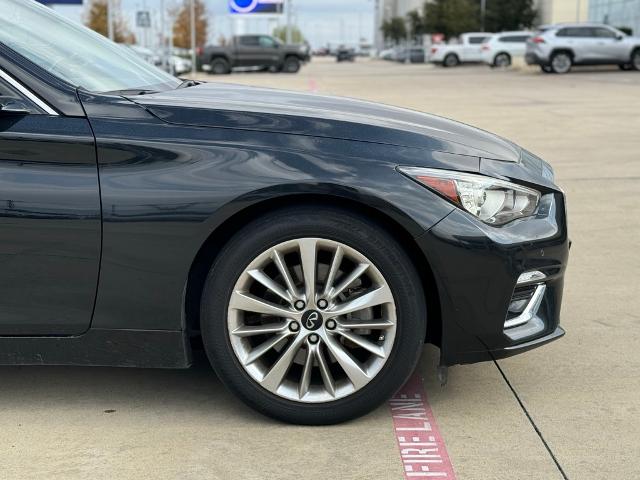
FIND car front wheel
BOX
[282,57,301,73]
[200,206,427,424]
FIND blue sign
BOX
[229,0,284,14]
[37,0,84,4]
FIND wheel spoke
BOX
[328,262,369,300]
[243,332,291,366]
[298,342,315,399]
[329,285,393,318]
[261,334,306,391]
[324,333,370,389]
[230,291,296,319]
[272,249,300,300]
[298,238,317,304]
[338,319,395,330]
[337,329,386,358]
[231,322,288,338]
[316,342,336,397]
[247,269,291,303]
[322,245,344,297]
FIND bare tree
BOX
[86,0,136,44]
[172,0,208,49]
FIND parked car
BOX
[0,0,569,425]
[198,35,310,74]
[481,31,532,67]
[525,23,640,73]
[429,32,493,67]
[336,47,356,62]
[127,46,192,76]
[395,46,427,64]
[379,47,398,60]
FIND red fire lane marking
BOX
[389,374,456,479]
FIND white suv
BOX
[525,23,640,73]
[481,31,532,67]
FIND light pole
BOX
[190,0,197,74]
[286,0,293,44]
[480,0,486,32]
[107,0,114,40]
[160,0,168,71]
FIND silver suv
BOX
[525,23,640,73]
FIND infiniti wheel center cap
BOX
[301,310,323,331]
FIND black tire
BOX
[631,49,640,71]
[210,58,230,75]
[550,51,572,74]
[443,53,459,67]
[493,52,512,68]
[200,206,427,425]
[541,65,553,73]
[282,56,301,73]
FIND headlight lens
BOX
[399,167,540,225]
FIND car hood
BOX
[133,83,522,162]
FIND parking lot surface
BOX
[1,59,638,479]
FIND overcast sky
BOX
[53,0,376,47]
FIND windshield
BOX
[0,0,180,93]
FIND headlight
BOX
[399,167,540,225]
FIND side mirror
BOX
[0,99,31,116]
[616,34,624,41]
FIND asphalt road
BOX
[1,58,638,479]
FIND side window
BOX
[557,27,591,38]
[0,76,39,114]
[259,36,276,48]
[499,35,530,43]
[239,36,259,47]
[593,27,616,38]
[468,36,488,44]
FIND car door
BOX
[236,35,263,67]
[0,70,100,335]
[592,26,625,62]
[258,36,282,67]
[464,35,489,62]
[503,35,530,57]
[568,27,600,63]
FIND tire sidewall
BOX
[443,54,458,67]
[494,53,511,68]
[283,57,301,73]
[551,52,572,74]
[211,58,229,75]
[200,207,426,424]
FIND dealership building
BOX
[589,0,640,34]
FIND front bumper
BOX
[417,190,569,366]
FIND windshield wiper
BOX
[105,88,159,96]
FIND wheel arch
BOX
[183,192,442,346]
[550,48,574,60]
[493,51,511,65]
[209,54,231,65]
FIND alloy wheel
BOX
[227,238,397,403]
[551,53,571,74]
[494,53,511,67]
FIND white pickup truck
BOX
[429,32,493,67]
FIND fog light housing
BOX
[504,271,547,329]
